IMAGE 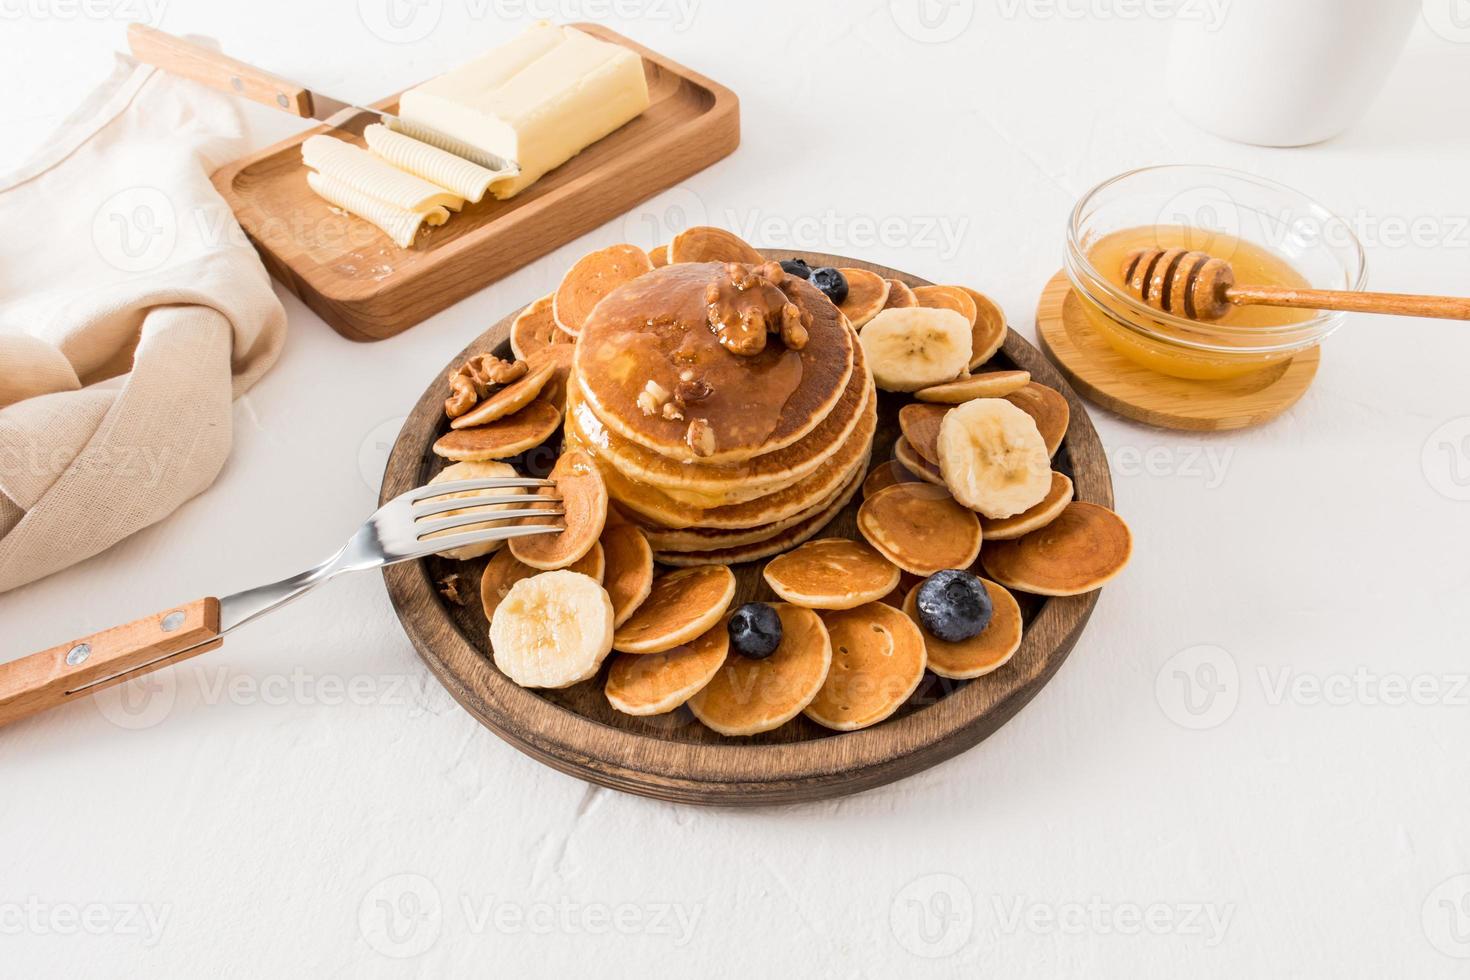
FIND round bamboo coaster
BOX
[1035,271,1319,432]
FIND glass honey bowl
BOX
[1065,165,1366,380]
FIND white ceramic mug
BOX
[1166,0,1419,146]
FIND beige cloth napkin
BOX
[0,56,286,593]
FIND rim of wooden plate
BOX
[381,251,1113,806]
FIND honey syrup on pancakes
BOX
[575,262,853,462]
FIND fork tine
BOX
[404,524,563,558]
[416,508,565,539]
[407,477,555,501]
[411,493,562,518]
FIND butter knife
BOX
[125,24,518,176]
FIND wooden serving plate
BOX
[210,24,738,342]
[381,252,1114,806]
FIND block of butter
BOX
[398,22,651,200]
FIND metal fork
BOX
[0,477,561,727]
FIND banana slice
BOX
[424,461,524,560]
[489,570,615,689]
[859,307,972,392]
[937,399,1051,519]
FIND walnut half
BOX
[445,354,527,419]
[686,417,717,458]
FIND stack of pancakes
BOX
[569,261,876,565]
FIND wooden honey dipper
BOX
[1121,247,1470,322]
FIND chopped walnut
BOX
[705,262,812,356]
[436,573,468,606]
[780,303,810,350]
[676,378,712,404]
[444,354,527,418]
[637,379,671,416]
[686,417,716,458]
[661,402,684,422]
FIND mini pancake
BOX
[639,463,858,552]
[982,501,1131,596]
[805,602,926,731]
[530,342,575,410]
[509,294,575,361]
[424,460,523,560]
[863,459,918,499]
[668,225,764,264]
[510,449,609,570]
[836,268,890,328]
[981,471,1073,540]
[647,243,670,267]
[893,437,945,487]
[903,578,1022,679]
[916,370,1031,404]
[612,564,737,653]
[858,482,982,576]
[600,520,654,628]
[565,338,872,505]
[450,358,555,428]
[960,287,1007,368]
[480,542,604,620]
[586,393,876,531]
[604,623,727,716]
[687,604,832,735]
[883,279,917,309]
[575,263,855,464]
[898,403,948,466]
[881,571,924,608]
[553,243,654,336]
[653,464,864,567]
[912,285,977,328]
[763,538,901,610]
[637,496,829,553]
[1003,382,1069,457]
[432,398,562,461]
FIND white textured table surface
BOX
[4,3,1470,976]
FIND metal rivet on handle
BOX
[230,76,244,92]
[160,611,186,632]
[66,643,90,666]
[276,92,289,108]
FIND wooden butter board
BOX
[381,252,1114,806]
[210,24,738,342]
[1036,271,1320,432]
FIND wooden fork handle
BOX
[0,598,222,727]
[126,24,314,117]
[1228,285,1470,321]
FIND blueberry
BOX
[915,570,992,643]
[728,602,783,659]
[780,258,812,280]
[809,267,849,305]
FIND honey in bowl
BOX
[1082,225,1315,380]
[1066,165,1364,383]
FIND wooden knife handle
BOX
[126,24,314,117]
[0,598,223,727]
